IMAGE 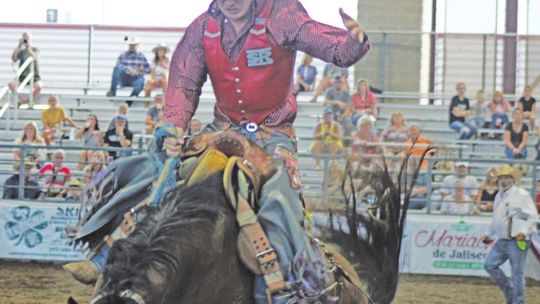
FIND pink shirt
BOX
[164,0,370,129]
[351,92,376,111]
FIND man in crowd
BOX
[449,82,477,139]
[481,165,538,304]
[144,94,164,134]
[108,103,130,131]
[104,115,133,160]
[39,149,72,198]
[3,155,43,200]
[162,0,369,302]
[323,75,353,137]
[106,36,150,106]
[440,162,479,200]
[41,95,79,145]
[7,32,43,102]
[310,62,349,103]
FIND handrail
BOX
[16,57,34,78]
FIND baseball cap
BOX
[114,115,128,122]
[455,162,468,167]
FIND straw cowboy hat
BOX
[124,36,140,44]
[13,155,38,171]
[495,164,522,182]
[152,42,171,53]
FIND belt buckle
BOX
[242,121,258,140]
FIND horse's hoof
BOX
[63,261,99,285]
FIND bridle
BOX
[89,289,146,304]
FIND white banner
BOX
[0,200,85,261]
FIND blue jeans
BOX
[492,113,509,129]
[484,239,529,304]
[473,117,486,128]
[90,243,110,272]
[504,147,527,160]
[110,65,145,97]
[449,120,477,139]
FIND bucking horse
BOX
[67,130,426,304]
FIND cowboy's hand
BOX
[339,8,364,42]
[480,235,493,244]
[515,232,526,241]
[164,127,185,157]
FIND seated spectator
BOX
[145,94,164,135]
[144,43,170,97]
[381,112,409,157]
[7,32,43,103]
[104,115,133,160]
[83,151,107,185]
[403,123,434,171]
[13,121,46,165]
[448,82,476,139]
[441,180,479,215]
[516,85,537,129]
[3,155,43,200]
[351,116,380,168]
[347,79,376,127]
[440,162,479,199]
[107,103,130,130]
[58,178,84,202]
[405,158,429,210]
[475,167,498,212]
[311,63,349,103]
[295,54,317,94]
[309,109,344,170]
[470,89,491,134]
[75,114,104,170]
[485,90,511,131]
[323,76,352,136]
[504,108,528,160]
[39,149,71,198]
[188,118,202,136]
[106,36,150,106]
[41,95,79,145]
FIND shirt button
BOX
[237,89,242,94]
[232,67,239,72]
[240,110,246,114]
[238,100,243,104]
[235,78,240,83]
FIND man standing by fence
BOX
[481,165,538,304]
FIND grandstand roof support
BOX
[503,0,518,94]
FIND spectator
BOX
[504,108,528,160]
[351,116,380,168]
[107,103,130,131]
[310,109,344,170]
[7,32,42,103]
[104,115,133,160]
[381,112,409,157]
[486,90,511,131]
[13,121,46,165]
[323,76,352,137]
[470,89,491,135]
[441,180,479,215]
[482,165,538,304]
[475,167,498,212]
[406,158,429,210]
[295,54,317,94]
[75,114,104,170]
[3,155,43,200]
[440,162,479,199]
[403,123,433,171]
[516,85,537,129]
[39,149,71,198]
[41,95,79,145]
[144,43,170,97]
[347,79,376,127]
[144,94,164,135]
[449,82,477,139]
[82,151,107,185]
[188,118,202,136]
[106,36,150,106]
[310,63,349,102]
[59,178,85,202]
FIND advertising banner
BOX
[0,200,85,261]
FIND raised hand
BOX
[339,8,364,42]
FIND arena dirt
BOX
[0,260,539,304]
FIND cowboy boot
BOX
[63,260,99,285]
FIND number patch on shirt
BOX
[246,47,274,67]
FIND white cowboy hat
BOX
[152,42,171,53]
[124,36,140,44]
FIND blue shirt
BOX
[296,65,317,85]
[116,51,151,75]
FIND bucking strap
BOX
[223,157,287,299]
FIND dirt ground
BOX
[0,260,539,304]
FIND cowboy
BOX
[481,165,538,304]
[163,0,369,302]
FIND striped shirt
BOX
[165,0,370,129]
[116,51,150,74]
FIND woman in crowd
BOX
[475,167,498,212]
[295,54,317,94]
[348,79,376,127]
[144,43,170,97]
[381,112,408,170]
[351,116,380,168]
[441,180,480,215]
[504,108,528,160]
[13,121,46,166]
[75,114,103,170]
[82,150,107,185]
[310,108,344,170]
[486,90,511,131]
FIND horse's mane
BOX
[99,172,232,302]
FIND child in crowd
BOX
[485,91,511,130]
[470,89,490,128]
[516,85,537,129]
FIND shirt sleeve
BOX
[164,14,209,130]
[270,0,370,68]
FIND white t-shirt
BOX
[441,196,476,215]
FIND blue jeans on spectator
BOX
[449,120,477,139]
[484,239,529,304]
[110,65,145,97]
[473,117,486,128]
[491,113,509,129]
[504,147,527,160]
